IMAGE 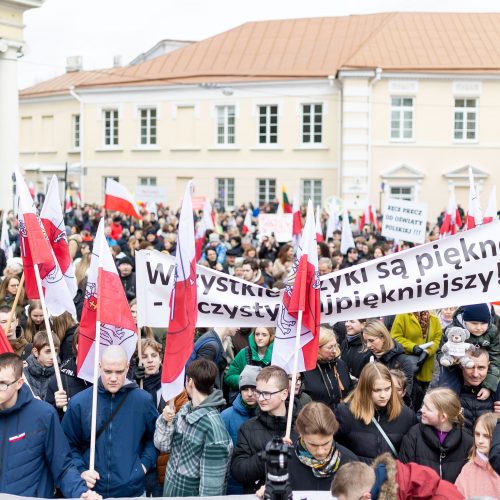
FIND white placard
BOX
[382,197,428,244]
[134,185,167,204]
[258,214,293,242]
[447,343,466,357]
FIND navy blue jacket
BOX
[62,379,158,498]
[0,384,87,498]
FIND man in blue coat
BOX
[62,345,158,498]
[0,353,99,499]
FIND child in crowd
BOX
[455,412,500,498]
[438,303,500,398]
[23,330,60,400]
[399,387,472,482]
[389,368,412,409]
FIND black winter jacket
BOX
[231,409,299,493]
[335,403,416,463]
[303,358,351,410]
[490,420,500,475]
[460,382,500,434]
[341,334,371,379]
[376,341,415,396]
[399,423,472,483]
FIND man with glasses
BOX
[0,352,100,499]
[231,365,299,494]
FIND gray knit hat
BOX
[239,365,261,390]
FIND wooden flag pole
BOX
[137,326,143,389]
[33,264,64,395]
[285,309,303,441]
[5,273,25,337]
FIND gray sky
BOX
[19,0,500,89]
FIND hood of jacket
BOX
[248,333,274,364]
[25,354,55,379]
[346,333,363,346]
[185,389,226,424]
[232,393,257,418]
[97,377,138,396]
[379,341,404,362]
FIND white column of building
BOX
[0,40,22,210]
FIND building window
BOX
[454,99,477,141]
[102,176,119,198]
[258,105,278,144]
[139,176,157,186]
[103,109,119,146]
[390,186,414,201]
[301,179,322,206]
[302,104,323,143]
[257,178,276,205]
[390,97,414,140]
[72,114,80,149]
[216,105,235,144]
[216,178,235,210]
[139,108,157,145]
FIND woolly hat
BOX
[239,365,261,390]
[117,255,134,267]
[462,303,491,324]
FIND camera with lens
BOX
[259,437,293,500]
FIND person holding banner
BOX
[334,363,416,463]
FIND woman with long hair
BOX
[51,311,78,364]
[303,328,351,410]
[334,362,416,463]
[0,275,25,314]
[24,299,44,343]
[271,243,294,281]
[288,402,357,491]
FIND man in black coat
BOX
[456,348,500,433]
[231,366,299,494]
[117,256,136,301]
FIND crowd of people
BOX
[0,200,500,499]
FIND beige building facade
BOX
[19,13,500,221]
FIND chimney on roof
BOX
[113,55,122,68]
[66,56,83,72]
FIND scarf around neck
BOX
[295,437,341,477]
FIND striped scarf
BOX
[295,438,341,478]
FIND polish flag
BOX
[292,196,302,240]
[77,219,136,382]
[104,179,142,219]
[340,208,356,255]
[360,203,379,232]
[483,185,497,224]
[315,205,324,242]
[1,211,13,260]
[466,168,483,230]
[440,185,462,237]
[326,201,340,240]
[40,176,77,299]
[0,325,14,354]
[242,209,253,235]
[272,200,320,373]
[195,200,215,261]
[162,181,198,401]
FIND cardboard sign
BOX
[382,198,428,244]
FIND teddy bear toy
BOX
[440,326,475,368]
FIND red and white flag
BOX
[77,219,136,382]
[360,203,379,232]
[40,176,77,298]
[195,199,215,261]
[242,209,253,235]
[1,211,13,260]
[315,205,324,242]
[292,196,302,242]
[16,172,75,316]
[326,201,340,240]
[65,193,72,213]
[272,200,320,373]
[104,179,142,219]
[439,185,462,237]
[162,181,198,401]
[0,324,14,355]
[483,185,497,224]
[466,168,483,230]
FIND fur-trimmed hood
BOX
[371,453,398,500]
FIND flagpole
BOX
[5,273,25,337]
[137,326,143,389]
[285,309,303,441]
[33,264,64,396]
[89,232,105,472]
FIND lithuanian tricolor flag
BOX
[282,185,293,214]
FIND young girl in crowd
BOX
[340,318,370,380]
[399,387,472,482]
[335,362,416,463]
[390,368,412,409]
[455,412,500,498]
[23,299,44,342]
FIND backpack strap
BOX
[96,391,130,440]
[371,417,398,457]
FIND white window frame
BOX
[454,98,478,142]
[138,107,157,146]
[216,178,235,210]
[139,176,157,186]
[390,96,415,141]
[103,109,119,146]
[389,185,414,201]
[216,105,236,145]
[301,179,322,206]
[72,114,80,149]
[257,104,279,144]
[301,103,323,144]
[256,178,276,205]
